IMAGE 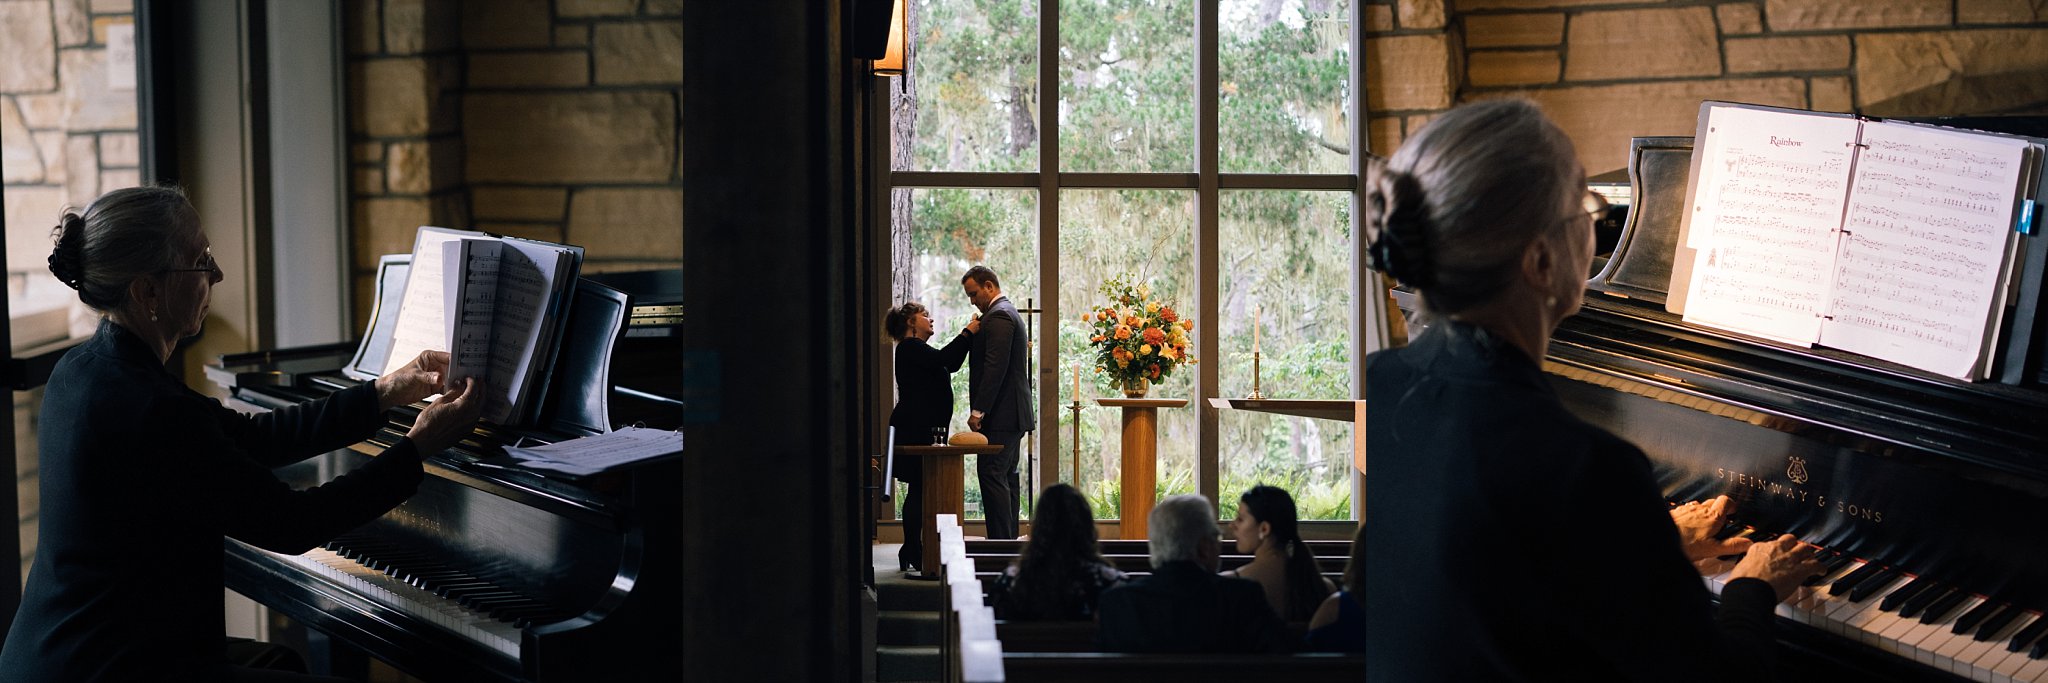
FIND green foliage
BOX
[900,0,1361,520]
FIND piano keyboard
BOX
[258,530,581,662]
[1699,543,2048,682]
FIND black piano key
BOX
[1847,568,1901,603]
[2007,613,2048,653]
[1922,589,1972,624]
[1954,601,2006,635]
[1830,563,1886,596]
[1899,584,1951,619]
[1879,577,1935,612]
[1973,604,2023,642]
[2031,630,2048,659]
[1806,553,1854,586]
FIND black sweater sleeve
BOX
[1563,435,1779,681]
[169,387,423,554]
[211,382,390,468]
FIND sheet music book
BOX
[1670,102,2043,380]
[385,226,584,425]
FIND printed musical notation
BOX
[1815,118,2030,378]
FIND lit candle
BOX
[1253,305,1261,354]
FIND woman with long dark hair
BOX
[1223,485,1335,621]
[884,301,976,572]
[992,483,1126,620]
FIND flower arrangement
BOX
[1083,276,1196,397]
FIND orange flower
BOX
[1161,346,1179,360]
[1091,335,1104,343]
[1147,364,1161,379]
[1180,319,1194,332]
[1159,307,1178,323]
[1141,327,1166,346]
[1113,325,1132,340]
[1123,315,1142,328]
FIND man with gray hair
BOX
[1096,494,1289,653]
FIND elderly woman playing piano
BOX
[0,186,486,683]
[1361,100,1824,682]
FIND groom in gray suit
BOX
[962,265,1033,539]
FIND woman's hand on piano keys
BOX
[406,377,487,455]
[1730,534,1826,603]
[1672,495,1752,562]
[376,350,452,411]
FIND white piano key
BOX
[272,547,522,659]
[1901,619,1954,667]
[1973,614,2038,682]
[2013,653,2048,683]
[1931,597,1989,672]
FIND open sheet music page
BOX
[382,227,482,375]
[445,239,510,422]
[1816,121,2031,379]
[1681,106,1861,345]
[489,240,570,421]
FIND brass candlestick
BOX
[1068,400,1084,494]
[1246,351,1266,400]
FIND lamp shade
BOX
[874,0,906,76]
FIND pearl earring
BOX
[1546,295,1558,308]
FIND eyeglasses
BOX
[164,248,222,281]
[1578,190,1611,223]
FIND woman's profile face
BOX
[162,221,219,338]
[911,310,934,338]
[1229,505,1264,554]
[1557,185,1597,320]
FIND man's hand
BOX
[1672,495,1752,561]
[968,412,984,431]
[375,350,450,411]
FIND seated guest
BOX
[1361,99,1822,680]
[1097,494,1289,653]
[1222,485,1336,621]
[0,186,487,682]
[1304,523,1366,653]
[991,483,1125,620]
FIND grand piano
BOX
[1396,119,2048,682]
[205,268,685,681]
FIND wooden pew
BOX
[965,538,1352,557]
[995,620,1313,652]
[946,523,1364,682]
[1002,652,1364,682]
[966,552,1350,574]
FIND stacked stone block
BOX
[1359,0,2048,176]
[346,0,681,329]
[2,0,139,274]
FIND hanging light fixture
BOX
[873,0,907,76]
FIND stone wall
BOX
[1363,0,2048,175]
[0,0,138,585]
[2,0,139,275]
[346,0,682,328]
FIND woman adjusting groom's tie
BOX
[884,303,978,572]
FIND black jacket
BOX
[1096,561,1290,653]
[968,296,1033,433]
[889,332,972,462]
[0,320,425,682]
[1364,320,1778,682]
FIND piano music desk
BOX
[898,444,1006,579]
